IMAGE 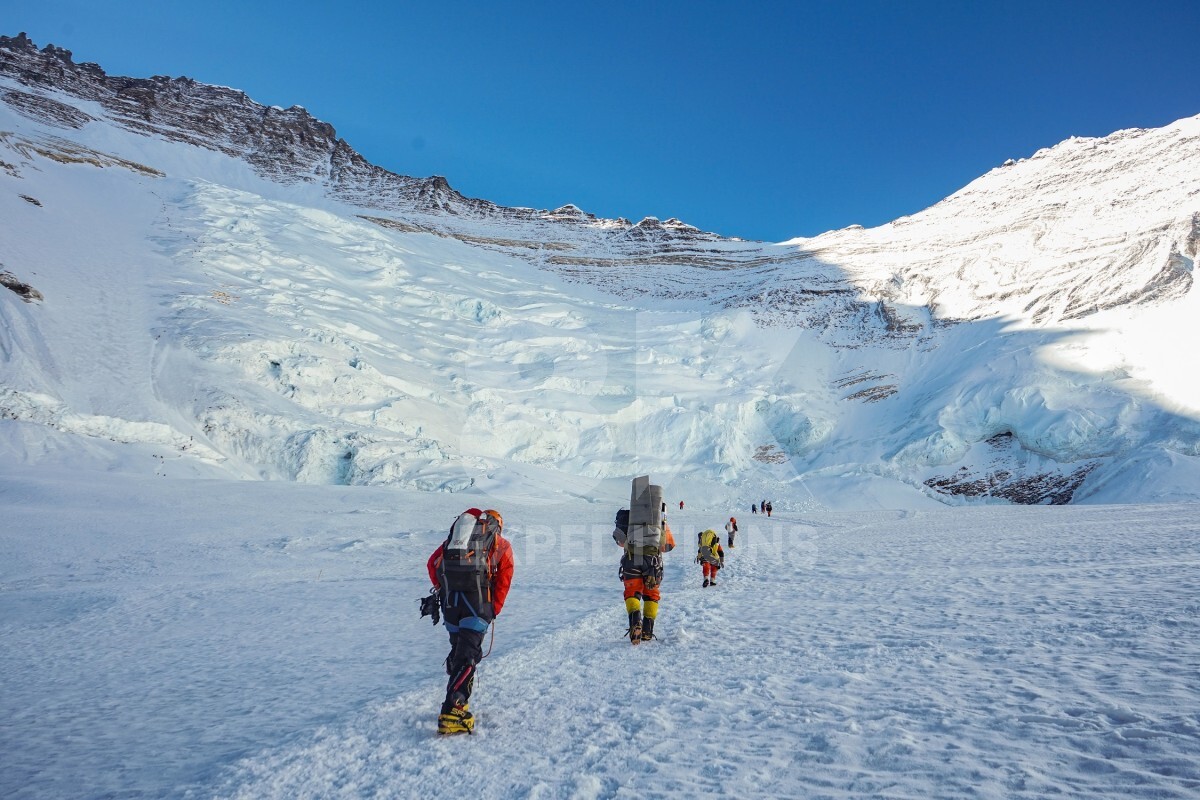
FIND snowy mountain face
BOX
[2,32,1198,508]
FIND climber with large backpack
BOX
[696,528,725,587]
[426,507,514,735]
[613,476,676,645]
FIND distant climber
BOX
[725,516,738,548]
[426,508,514,735]
[765,502,773,517]
[613,476,676,644]
[752,503,758,515]
[679,500,685,510]
[696,529,725,587]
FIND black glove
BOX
[418,588,441,625]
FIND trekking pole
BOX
[469,661,481,733]
[474,621,496,731]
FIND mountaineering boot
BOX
[628,610,643,646]
[640,617,655,642]
[437,700,474,735]
[703,578,710,588]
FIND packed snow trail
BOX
[197,505,1200,800]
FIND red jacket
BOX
[427,534,515,616]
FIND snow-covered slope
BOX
[3,469,1199,799]
[1,33,1198,506]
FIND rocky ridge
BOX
[0,34,731,244]
[0,33,859,328]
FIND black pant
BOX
[441,594,492,711]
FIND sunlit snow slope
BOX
[1,35,1199,507]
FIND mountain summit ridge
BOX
[0,32,727,243]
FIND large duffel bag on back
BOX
[626,475,664,556]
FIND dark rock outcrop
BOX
[0,270,43,302]
[0,33,729,242]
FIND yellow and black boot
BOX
[437,701,474,735]
[641,601,659,642]
[627,609,643,646]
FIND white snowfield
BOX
[2,469,1198,799]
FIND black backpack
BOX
[613,508,630,545]
[438,510,497,602]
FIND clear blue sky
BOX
[4,0,1199,241]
